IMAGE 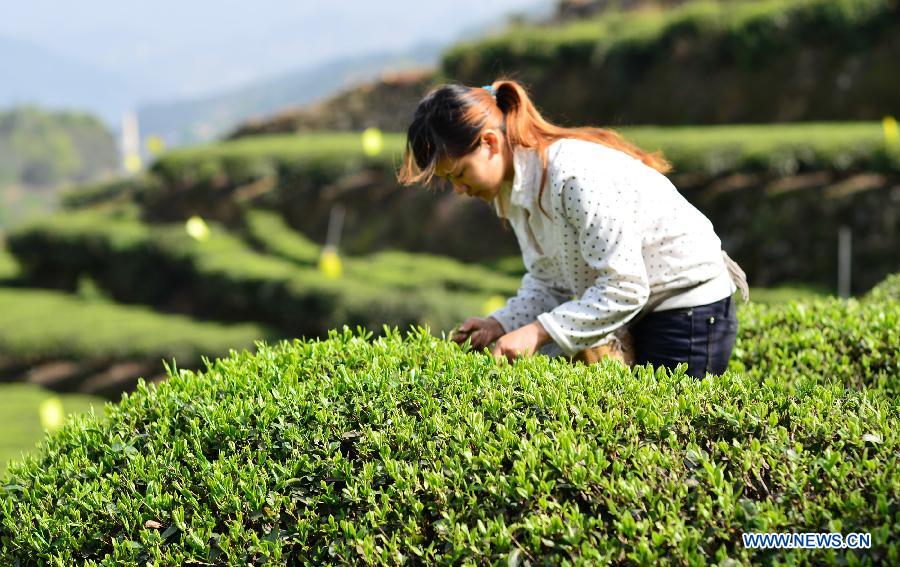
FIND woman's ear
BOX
[482,130,501,155]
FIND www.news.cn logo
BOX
[742,532,872,549]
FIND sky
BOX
[1,0,552,103]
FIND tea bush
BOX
[6,211,491,337]
[731,295,899,398]
[242,208,321,265]
[0,244,18,283]
[59,176,156,210]
[144,133,404,206]
[864,273,900,303]
[0,288,275,367]
[731,284,829,305]
[623,122,900,177]
[51,124,900,290]
[443,0,898,105]
[60,125,900,216]
[243,208,520,296]
[1,325,896,565]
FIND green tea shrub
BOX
[6,211,490,337]
[732,294,899,398]
[1,326,896,564]
[352,250,519,296]
[0,244,19,283]
[51,125,900,289]
[624,122,900,177]
[864,273,900,303]
[0,288,275,367]
[243,208,520,296]
[731,284,829,305]
[6,212,153,295]
[59,124,900,217]
[60,176,157,210]
[449,0,898,69]
[146,134,402,200]
[444,0,899,111]
[242,208,321,265]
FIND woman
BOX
[397,79,748,379]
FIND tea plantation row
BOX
[242,209,519,296]
[445,0,896,74]
[0,273,897,564]
[61,122,900,212]
[441,0,899,125]
[731,282,898,397]
[5,210,496,337]
[0,288,274,368]
[0,245,17,282]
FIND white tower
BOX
[121,110,141,175]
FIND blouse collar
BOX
[494,145,544,219]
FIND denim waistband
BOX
[647,295,732,317]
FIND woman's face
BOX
[436,129,512,203]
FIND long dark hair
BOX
[398,78,671,219]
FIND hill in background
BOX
[0,107,118,230]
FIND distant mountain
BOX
[228,69,435,139]
[137,42,445,147]
[0,35,139,126]
[0,106,118,186]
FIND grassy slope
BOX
[0,288,275,365]
[0,384,105,476]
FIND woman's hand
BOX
[451,316,505,350]
[491,320,552,364]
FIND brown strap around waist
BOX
[722,250,750,302]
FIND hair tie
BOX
[482,84,496,100]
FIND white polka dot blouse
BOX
[488,138,737,357]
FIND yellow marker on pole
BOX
[361,127,384,157]
[185,216,210,241]
[320,204,345,279]
[146,135,167,157]
[319,245,342,279]
[124,153,142,174]
[39,397,64,431]
[482,295,506,316]
[883,116,898,148]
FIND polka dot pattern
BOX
[488,138,736,356]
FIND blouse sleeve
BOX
[488,257,572,334]
[536,171,650,356]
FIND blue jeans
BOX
[630,296,738,379]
